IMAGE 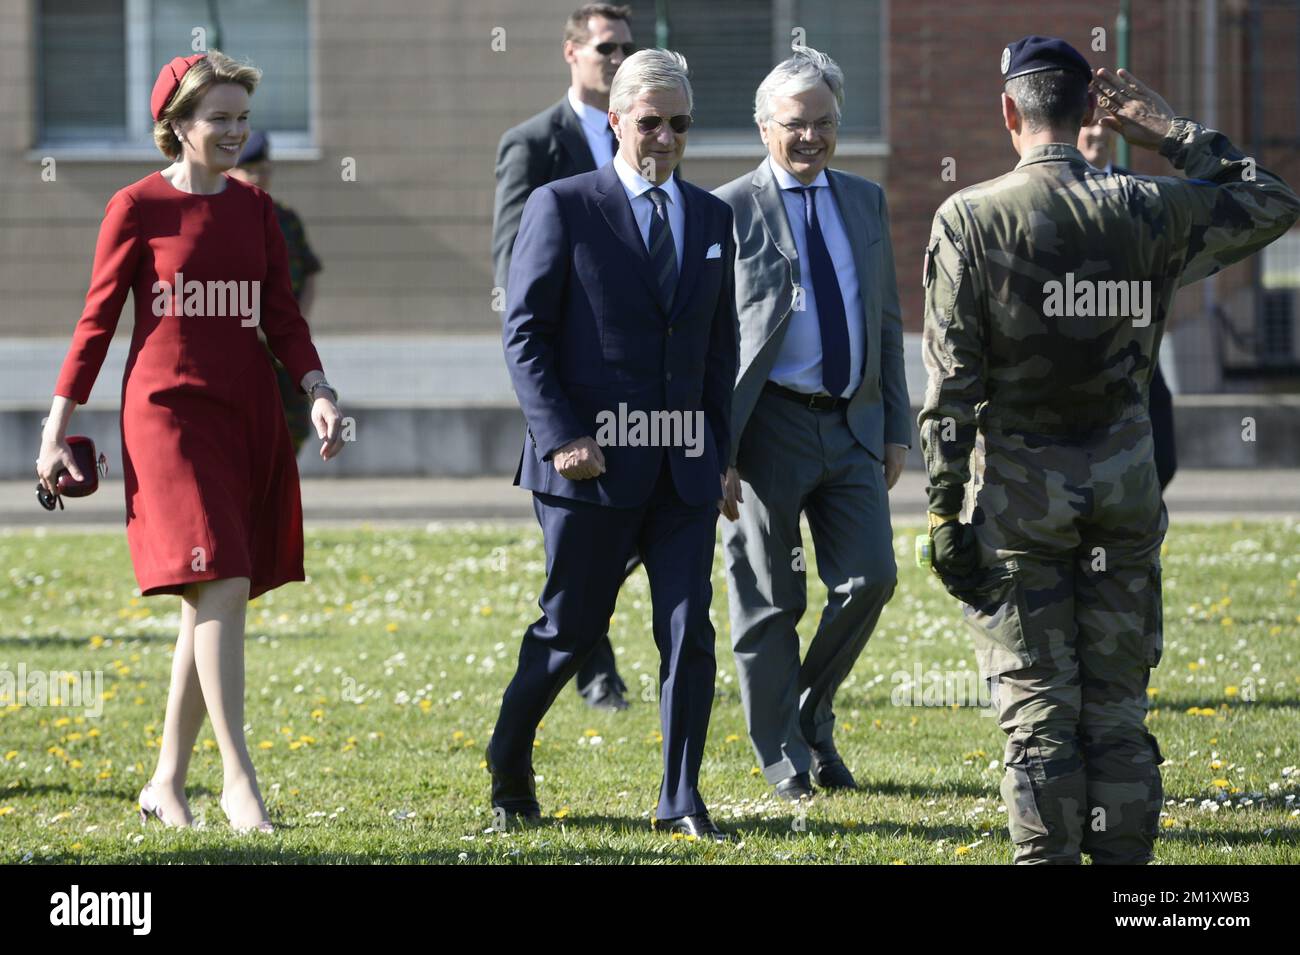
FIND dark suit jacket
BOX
[492,98,598,292]
[502,162,738,509]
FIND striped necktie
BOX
[646,187,678,311]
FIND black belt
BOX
[764,381,849,411]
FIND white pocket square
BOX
[705,242,722,259]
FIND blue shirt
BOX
[613,152,685,274]
[767,156,865,398]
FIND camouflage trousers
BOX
[963,413,1167,865]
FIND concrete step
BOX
[2,470,1297,528]
[0,334,520,406]
[5,396,1299,480]
[5,334,1297,478]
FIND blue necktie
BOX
[793,186,849,397]
[647,187,678,311]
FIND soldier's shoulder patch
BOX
[923,241,937,287]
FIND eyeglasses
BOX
[772,117,838,136]
[634,114,693,135]
[593,41,636,56]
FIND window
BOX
[39,0,127,142]
[626,0,885,141]
[36,0,313,155]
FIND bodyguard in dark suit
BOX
[491,4,636,710]
[488,49,737,840]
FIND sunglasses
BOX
[634,114,693,135]
[594,41,636,56]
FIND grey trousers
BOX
[723,389,898,784]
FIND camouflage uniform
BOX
[919,119,1300,864]
[264,201,322,455]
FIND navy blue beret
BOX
[1001,35,1092,82]
[237,130,270,166]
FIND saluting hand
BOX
[1092,68,1176,151]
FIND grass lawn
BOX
[1,520,1297,864]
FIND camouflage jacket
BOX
[918,118,1300,514]
[274,201,322,301]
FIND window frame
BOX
[29,0,320,162]
[670,0,890,155]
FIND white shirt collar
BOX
[614,151,682,206]
[567,87,611,136]
[768,155,829,191]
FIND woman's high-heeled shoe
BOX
[137,782,165,825]
[138,781,194,828]
[219,792,275,834]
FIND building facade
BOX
[1,0,1296,396]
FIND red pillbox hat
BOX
[151,54,207,121]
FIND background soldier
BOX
[919,36,1300,864]
[1076,118,1178,491]
[228,131,323,457]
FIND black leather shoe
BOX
[810,748,858,791]
[485,744,541,820]
[653,812,728,842]
[774,771,814,802]
[583,684,629,712]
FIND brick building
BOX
[1,0,1296,404]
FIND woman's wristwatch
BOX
[308,380,338,403]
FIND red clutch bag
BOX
[36,435,108,510]
[58,435,107,496]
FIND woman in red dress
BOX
[36,51,344,833]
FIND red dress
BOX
[54,171,324,599]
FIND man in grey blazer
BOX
[713,47,910,801]
[491,3,637,711]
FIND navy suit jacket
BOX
[503,161,738,509]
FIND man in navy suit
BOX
[487,49,738,841]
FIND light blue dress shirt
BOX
[568,86,615,169]
[767,157,865,398]
[613,152,685,274]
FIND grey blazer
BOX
[712,159,911,465]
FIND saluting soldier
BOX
[919,36,1300,864]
